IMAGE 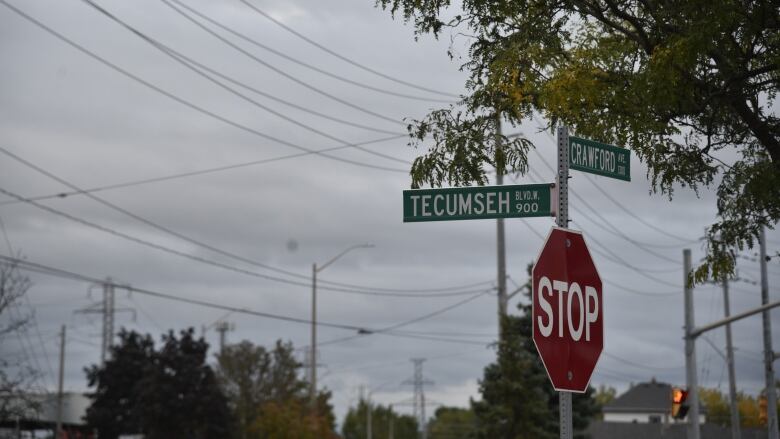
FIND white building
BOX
[602,380,706,425]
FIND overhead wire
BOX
[158,0,408,127]
[4,255,494,347]
[0,0,408,174]
[317,291,492,348]
[0,214,56,387]
[0,184,489,298]
[0,150,384,207]
[1,255,366,332]
[0,153,491,295]
[602,351,684,371]
[79,0,411,166]
[0,139,492,295]
[522,165,681,287]
[163,0,452,103]
[236,0,460,99]
[528,116,702,245]
[529,148,687,268]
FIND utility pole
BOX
[214,321,233,356]
[367,391,372,439]
[683,249,701,439]
[759,227,779,439]
[389,404,394,439]
[311,262,318,412]
[556,125,572,439]
[55,325,65,439]
[101,278,114,365]
[310,244,372,411]
[496,111,508,328]
[721,271,741,439]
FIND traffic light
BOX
[671,387,690,419]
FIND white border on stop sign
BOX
[531,225,604,393]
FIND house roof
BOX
[602,380,673,413]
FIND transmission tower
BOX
[75,278,135,365]
[403,358,433,439]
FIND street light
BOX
[310,243,373,410]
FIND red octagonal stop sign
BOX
[532,227,603,392]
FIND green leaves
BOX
[85,329,231,439]
[407,108,532,188]
[379,0,780,284]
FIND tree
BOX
[376,0,780,282]
[471,265,598,438]
[0,257,39,422]
[216,339,337,439]
[699,387,730,426]
[248,398,337,439]
[739,392,763,427]
[427,406,476,439]
[85,328,232,439]
[84,330,155,438]
[691,386,780,428]
[592,385,617,420]
[342,400,418,439]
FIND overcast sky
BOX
[1,0,778,427]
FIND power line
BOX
[603,351,684,371]
[507,191,679,296]
[0,150,486,297]
[0,215,56,387]
[158,0,408,127]
[529,151,687,267]
[4,255,493,347]
[237,0,460,99]
[523,167,681,287]
[0,0,408,174]
[161,0,451,103]
[0,149,492,294]
[2,255,364,331]
[318,292,491,347]
[0,185,488,298]
[603,279,678,297]
[1,146,491,296]
[529,115,703,245]
[579,227,681,274]
[0,141,398,208]
[79,0,411,166]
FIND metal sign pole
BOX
[556,125,572,439]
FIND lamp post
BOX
[310,244,373,410]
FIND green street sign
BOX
[403,183,553,222]
[569,136,631,181]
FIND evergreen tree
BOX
[471,265,598,438]
[85,328,231,439]
[85,330,154,439]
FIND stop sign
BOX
[532,227,603,392]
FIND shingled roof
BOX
[602,380,674,414]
